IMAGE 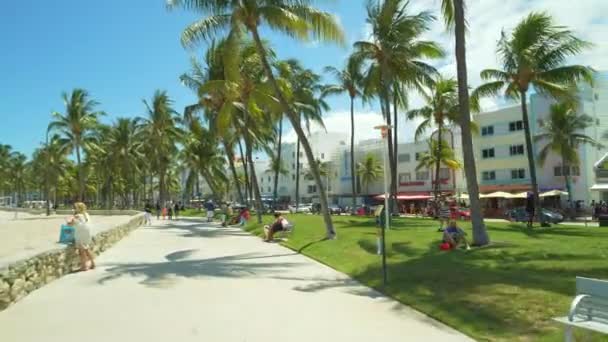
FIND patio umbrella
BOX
[456,193,469,200]
[505,192,528,199]
[480,191,514,198]
[540,190,568,197]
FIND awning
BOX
[590,184,608,191]
[480,191,515,198]
[374,193,432,200]
[506,192,528,199]
[540,190,568,197]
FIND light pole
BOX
[45,128,51,216]
[374,124,392,286]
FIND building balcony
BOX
[480,178,530,186]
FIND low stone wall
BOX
[0,214,144,311]
[0,208,141,216]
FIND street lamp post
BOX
[45,129,51,216]
[374,124,392,286]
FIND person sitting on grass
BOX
[238,207,250,226]
[443,220,471,250]
[263,212,289,242]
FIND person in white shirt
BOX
[67,202,95,271]
[263,213,289,242]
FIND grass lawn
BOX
[244,214,608,341]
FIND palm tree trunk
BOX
[245,139,264,224]
[295,136,301,208]
[562,156,574,218]
[435,127,443,205]
[454,0,489,245]
[520,90,542,225]
[225,142,245,204]
[383,91,396,216]
[273,118,283,205]
[238,139,250,205]
[75,144,84,201]
[159,165,166,207]
[350,97,357,211]
[250,26,335,238]
[392,86,399,213]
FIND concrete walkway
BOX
[0,219,473,342]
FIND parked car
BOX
[454,207,470,220]
[328,204,343,215]
[505,207,564,224]
[289,204,312,214]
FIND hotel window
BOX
[572,166,580,176]
[292,163,295,170]
[292,174,296,181]
[398,153,410,163]
[307,185,317,194]
[482,171,496,181]
[415,152,425,161]
[439,168,450,180]
[416,171,429,181]
[268,176,271,182]
[509,120,524,131]
[292,152,295,158]
[399,173,411,183]
[481,126,494,136]
[482,148,495,159]
[511,169,526,179]
[554,166,562,177]
[321,153,325,159]
[509,144,525,156]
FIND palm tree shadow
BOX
[297,237,328,253]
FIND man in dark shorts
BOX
[526,193,535,228]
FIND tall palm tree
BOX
[407,76,465,204]
[357,153,383,196]
[168,0,344,239]
[33,134,70,213]
[471,12,593,225]
[107,118,144,207]
[353,0,443,214]
[8,152,28,205]
[48,89,103,201]
[416,139,461,189]
[0,144,15,197]
[439,0,489,245]
[140,90,182,206]
[535,101,601,214]
[323,56,363,212]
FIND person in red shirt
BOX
[239,207,251,226]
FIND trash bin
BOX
[598,214,608,227]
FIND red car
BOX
[453,207,470,220]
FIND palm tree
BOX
[535,101,601,215]
[0,144,15,198]
[407,76,466,205]
[323,56,363,212]
[8,152,28,205]
[33,134,70,213]
[471,12,593,225]
[440,0,489,245]
[48,89,103,201]
[353,0,443,214]
[357,153,383,196]
[266,154,289,201]
[168,0,344,239]
[140,90,182,206]
[107,118,144,207]
[416,139,461,190]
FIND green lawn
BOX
[244,214,608,342]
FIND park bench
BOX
[554,276,608,341]
[278,223,295,240]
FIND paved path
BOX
[0,219,473,342]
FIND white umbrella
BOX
[540,190,568,197]
[456,193,469,200]
[505,192,528,199]
[480,191,514,198]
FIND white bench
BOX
[278,223,295,240]
[554,277,608,341]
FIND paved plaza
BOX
[0,218,473,342]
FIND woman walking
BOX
[67,202,95,271]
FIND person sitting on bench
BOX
[443,220,471,250]
[263,213,289,242]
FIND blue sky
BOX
[2,0,607,157]
[0,0,367,156]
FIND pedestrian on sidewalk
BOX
[67,202,95,272]
[156,201,161,220]
[174,202,180,220]
[168,202,173,220]
[144,201,152,225]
